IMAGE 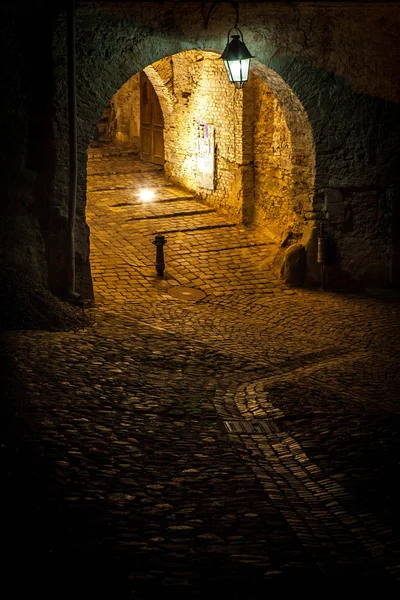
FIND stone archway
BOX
[3,2,396,299]
[107,51,315,240]
[85,49,316,298]
[242,60,316,248]
[43,1,396,299]
[141,49,247,222]
[110,51,316,236]
[54,17,322,300]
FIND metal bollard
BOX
[152,234,167,276]
[317,223,329,290]
[317,223,328,265]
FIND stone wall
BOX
[149,50,245,222]
[1,1,399,297]
[99,73,141,151]
[243,70,311,245]
[322,187,393,286]
[99,48,314,248]
[250,75,294,240]
[145,53,314,247]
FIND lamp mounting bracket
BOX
[226,26,244,44]
[204,0,239,30]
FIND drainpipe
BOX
[66,0,80,300]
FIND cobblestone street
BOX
[2,147,400,596]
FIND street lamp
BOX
[221,27,253,89]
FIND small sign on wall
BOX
[196,122,215,191]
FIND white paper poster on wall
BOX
[196,122,215,191]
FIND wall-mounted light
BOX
[221,27,253,89]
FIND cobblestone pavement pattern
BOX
[2,146,400,597]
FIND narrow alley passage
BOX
[86,145,282,306]
[2,145,400,597]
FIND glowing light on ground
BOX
[138,188,155,202]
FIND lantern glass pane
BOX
[240,58,250,82]
[228,60,242,83]
[223,60,234,83]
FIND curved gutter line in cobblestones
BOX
[90,186,138,192]
[90,185,182,193]
[149,196,196,204]
[87,150,400,575]
[88,170,165,177]
[132,312,363,378]
[237,350,371,394]
[112,197,196,207]
[198,242,274,253]
[126,209,216,222]
[123,302,400,575]
[222,380,400,578]
[152,223,237,235]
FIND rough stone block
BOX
[280,243,307,287]
[324,188,346,219]
[324,188,343,206]
[327,201,346,218]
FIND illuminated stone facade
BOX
[100,74,141,151]
[1,1,399,297]
[245,69,314,246]
[102,50,315,250]
[150,51,245,222]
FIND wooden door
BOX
[140,72,164,165]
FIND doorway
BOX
[140,71,165,165]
